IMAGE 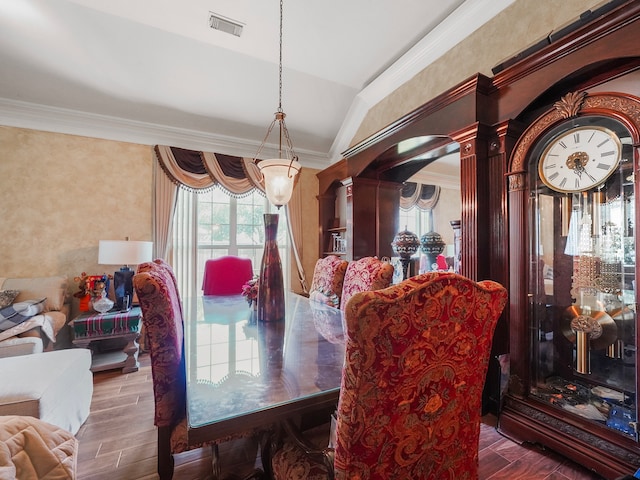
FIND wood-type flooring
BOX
[75,353,606,480]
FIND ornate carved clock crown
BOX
[509,90,640,191]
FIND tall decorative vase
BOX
[257,213,285,322]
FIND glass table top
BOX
[184,292,345,434]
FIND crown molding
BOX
[1,0,513,172]
[0,97,330,170]
[329,0,515,163]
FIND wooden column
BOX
[449,123,492,282]
[483,120,525,413]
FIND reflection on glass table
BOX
[183,292,345,445]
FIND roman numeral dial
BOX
[538,125,621,193]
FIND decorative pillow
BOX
[3,276,67,312]
[0,290,19,308]
[0,298,46,332]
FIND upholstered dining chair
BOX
[202,255,253,295]
[134,259,261,480]
[271,272,508,480]
[309,255,349,308]
[339,256,394,310]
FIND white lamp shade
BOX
[258,159,301,207]
[98,240,153,266]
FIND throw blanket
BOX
[0,278,56,345]
[0,314,56,344]
[0,415,77,480]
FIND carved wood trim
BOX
[510,91,640,174]
[507,172,526,192]
[553,91,587,118]
[503,398,640,465]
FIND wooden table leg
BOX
[121,332,140,373]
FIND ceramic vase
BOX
[391,228,420,280]
[420,231,446,272]
[257,213,285,322]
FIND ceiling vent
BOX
[209,12,244,37]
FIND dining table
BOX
[183,291,346,472]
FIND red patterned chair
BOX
[202,256,253,295]
[272,272,508,480]
[339,256,394,310]
[134,259,261,480]
[309,255,349,308]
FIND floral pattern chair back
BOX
[133,260,188,479]
[335,272,508,479]
[135,259,264,479]
[309,255,349,308]
[202,255,253,295]
[339,256,394,310]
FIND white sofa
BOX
[0,276,70,358]
[0,349,93,435]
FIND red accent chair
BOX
[339,256,394,310]
[134,259,261,480]
[309,255,349,308]
[202,256,253,295]
[272,272,508,480]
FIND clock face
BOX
[538,125,622,193]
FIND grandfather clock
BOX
[500,91,640,479]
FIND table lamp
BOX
[98,239,153,311]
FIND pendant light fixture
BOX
[254,0,301,208]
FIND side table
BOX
[72,306,142,374]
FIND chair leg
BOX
[158,427,175,480]
[260,429,276,480]
[211,443,221,479]
[211,442,265,480]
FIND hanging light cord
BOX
[277,0,283,114]
[254,0,298,174]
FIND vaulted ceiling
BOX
[0,0,514,169]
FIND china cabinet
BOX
[315,6,640,468]
[500,91,640,478]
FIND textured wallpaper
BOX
[353,0,608,146]
[0,126,153,304]
[0,126,322,301]
[433,187,461,247]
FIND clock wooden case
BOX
[501,91,640,478]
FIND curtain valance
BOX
[400,182,441,210]
[153,144,308,294]
[154,145,264,197]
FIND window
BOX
[172,187,289,299]
[399,206,432,240]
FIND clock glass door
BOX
[529,116,637,439]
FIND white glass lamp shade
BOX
[98,240,153,266]
[258,159,301,207]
